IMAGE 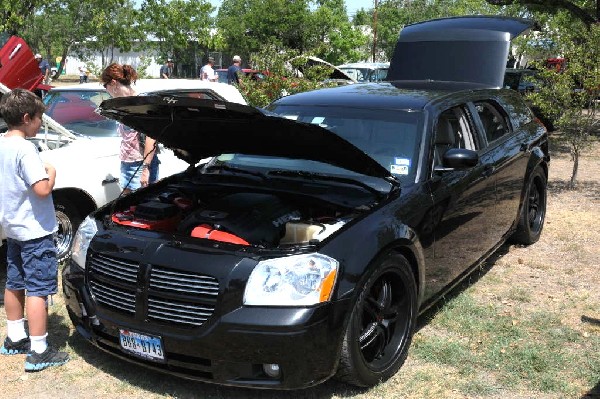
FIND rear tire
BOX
[336,253,417,387]
[53,197,82,262]
[512,167,547,245]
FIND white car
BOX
[336,62,390,83]
[0,79,247,260]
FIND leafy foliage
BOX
[236,46,338,107]
[528,23,599,188]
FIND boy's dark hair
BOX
[0,88,46,128]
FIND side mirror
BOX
[437,148,479,171]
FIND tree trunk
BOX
[570,147,579,189]
[53,44,72,80]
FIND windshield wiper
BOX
[267,170,388,197]
[203,164,266,179]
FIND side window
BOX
[474,101,511,143]
[433,106,479,166]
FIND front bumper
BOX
[62,261,349,389]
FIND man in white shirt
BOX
[200,57,217,82]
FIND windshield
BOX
[225,104,424,183]
[44,90,117,137]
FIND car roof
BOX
[271,81,490,110]
[48,78,247,104]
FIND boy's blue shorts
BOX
[5,235,58,297]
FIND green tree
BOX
[485,0,600,25]
[528,23,599,189]
[217,0,312,58]
[239,45,337,107]
[140,0,214,75]
[23,0,94,79]
[308,0,369,64]
[0,0,44,35]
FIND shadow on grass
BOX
[66,329,368,398]
[581,380,600,398]
[548,179,600,201]
[415,242,511,331]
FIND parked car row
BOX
[60,16,549,390]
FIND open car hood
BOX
[387,16,536,87]
[99,95,391,179]
[289,56,356,82]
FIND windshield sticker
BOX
[311,117,325,125]
[391,164,409,175]
[394,157,411,166]
[283,115,299,121]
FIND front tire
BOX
[336,253,417,387]
[512,167,547,245]
[53,197,82,262]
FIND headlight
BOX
[71,216,98,269]
[244,253,338,306]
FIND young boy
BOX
[0,89,69,371]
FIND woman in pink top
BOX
[100,63,159,194]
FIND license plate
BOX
[119,329,165,362]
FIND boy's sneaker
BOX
[24,345,69,371]
[0,336,30,355]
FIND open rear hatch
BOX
[387,16,536,87]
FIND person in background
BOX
[200,56,218,82]
[78,61,89,84]
[34,54,51,85]
[160,58,174,79]
[0,89,70,371]
[227,55,242,85]
[101,63,160,194]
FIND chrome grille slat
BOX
[150,267,219,296]
[90,281,135,314]
[148,297,213,326]
[90,254,138,283]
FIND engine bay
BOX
[109,178,364,248]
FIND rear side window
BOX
[473,101,511,143]
[498,93,534,128]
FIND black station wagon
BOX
[63,16,549,389]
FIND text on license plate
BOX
[119,329,165,361]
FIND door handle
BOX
[482,165,495,177]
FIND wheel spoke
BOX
[359,322,382,350]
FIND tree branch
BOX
[486,0,597,26]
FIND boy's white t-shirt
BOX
[0,136,57,241]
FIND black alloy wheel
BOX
[512,167,547,245]
[336,253,417,387]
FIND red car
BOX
[0,32,50,94]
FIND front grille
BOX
[87,251,219,327]
[89,280,136,315]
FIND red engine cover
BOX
[191,224,249,246]
[111,209,181,232]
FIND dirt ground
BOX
[0,134,599,398]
